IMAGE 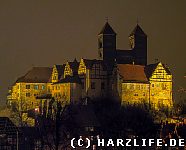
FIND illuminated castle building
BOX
[7,22,173,125]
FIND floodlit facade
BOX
[146,62,173,109]
[116,63,173,109]
[7,22,173,125]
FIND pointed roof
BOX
[130,24,147,36]
[69,59,79,72]
[0,117,18,135]
[144,62,171,78]
[54,64,66,79]
[99,22,116,35]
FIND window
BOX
[26,84,30,89]
[26,93,30,97]
[134,93,138,96]
[34,85,39,90]
[101,82,105,90]
[34,93,38,96]
[53,76,57,80]
[91,82,95,89]
[136,85,140,90]
[152,84,154,87]
[7,137,13,144]
[162,83,167,90]
[41,85,45,90]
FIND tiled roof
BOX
[69,59,79,73]
[57,75,81,84]
[130,24,147,36]
[16,67,52,83]
[0,117,18,135]
[99,22,116,35]
[144,63,158,78]
[55,64,65,79]
[117,64,148,82]
[83,59,103,69]
[83,59,94,69]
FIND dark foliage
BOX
[91,97,157,139]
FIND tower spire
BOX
[99,22,116,35]
[136,17,139,25]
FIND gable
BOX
[149,63,172,81]
[64,62,73,78]
[78,58,86,75]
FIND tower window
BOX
[134,93,138,96]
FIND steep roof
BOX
[16,67,52,83]
[144,63,159,78]
[56,64,65,73]
[69,59,79,73]
[145,62,171,78]
[57,75,81,84]
[99,22,116,35]
[83,59,105,69]
[83,59,94,69]
[0,117,18,135]
[117,64,148,83]
[130,24,147,36]
[55,64,66,79]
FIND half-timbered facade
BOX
[145,62,173,109]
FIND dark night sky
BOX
[0,0,185,105]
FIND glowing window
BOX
[26,85,30,89]
[34,85,39,90]
[41,85,45,90]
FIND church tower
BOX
[98,22,116,65]
[129,24,147,65]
